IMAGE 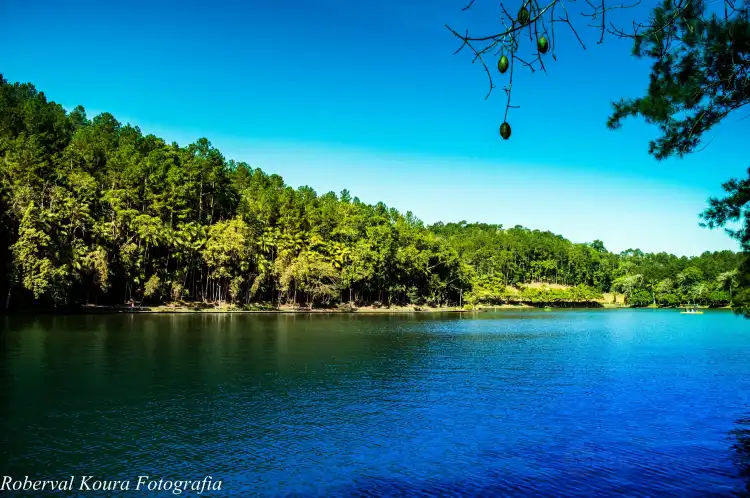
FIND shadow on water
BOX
[732,415,750,497]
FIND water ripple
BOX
[0,311,749,497]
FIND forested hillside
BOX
[0,75,746,311]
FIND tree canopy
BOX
[0,75,745,312]
[607,0,749,160]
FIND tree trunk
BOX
[198,181,204,222]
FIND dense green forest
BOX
[0,75,746,311]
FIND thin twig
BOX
[504,55,516,121]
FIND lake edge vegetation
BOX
[0,76,747,313]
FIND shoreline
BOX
[3,303,581,315]
[3,303,732,316]
[75,302,610,314]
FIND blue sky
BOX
[1,0,746,255]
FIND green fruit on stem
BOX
[517,6,530,25]
[537,36,549,54]
[500,122,511,140]
[498,55,509,74]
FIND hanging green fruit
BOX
[517,6,530,25]
[500,122,512,140]
[498,55,509,74]
[537,36,549,54]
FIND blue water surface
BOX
[1,309,749,497]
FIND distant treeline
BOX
[0,75,746,311]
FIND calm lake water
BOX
[1,310,749,497]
